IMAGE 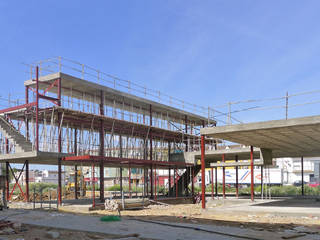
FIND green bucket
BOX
[100,215,121,222]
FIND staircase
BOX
[0,116,33,153]
[169,165,201,197]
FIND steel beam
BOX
[99,90,105,203]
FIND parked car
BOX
[293,180,308,186]
[308,182,320,188]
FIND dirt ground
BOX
[0,223,142,240]
[58,198,320,235]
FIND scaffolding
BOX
[0,58,217,206]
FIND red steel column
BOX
[129,166,132,198]
[57,76,62,205]
[191,167,195,196]
[235,155,239,198]
[92,164,95,207]
[74,129,78,200]
[201,135,206,209]
[35,66,39,152]
[250,146,254,201]
[6,162,9,201]
[99,90,105,202]
[25,160,29,202]
[25,86,29,141]
[175,167,178,198]
[222,154,226,199]
[154,166,157,200]
[149,104,153,198]
[211,167,214,199]
[215,167,218,197]
[185,115,188,152]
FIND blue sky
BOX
[1,0,320,123]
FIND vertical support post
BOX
[129,166,132,198]
[168,168,171,197]
[149,104,153,198]
[250,146,254,202]
[222,154,226,199]
[201,135,206,209]
[74,129,78,200]
[25,160,29,202]
[119,135,123,198]
[35,66,39,152]
[261,165,263,198]
[6,162,9,201]
[75,165,78,200]
[92,164,95,207]
[235,155,239,198]
[185,115,188,152]
[58,158,62,205]
[57,76,62,206]
[154,166,157,200]
[191,167,194,196]
[301,156,304,196]
[99,90,105,203]
[211,167,214,199]
[25,86,29,141]
[175,167,178,198]
[168,142,171,196]
[215,167,218,197]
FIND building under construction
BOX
[0,57,217,205]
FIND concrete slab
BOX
[201,115,320,158]
[25,72,214,126]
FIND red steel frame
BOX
[7,161,27,201]
[250,146,254,201]
[1,65,206,205]
[201,135,205,209]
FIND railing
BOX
[25,57,216,124]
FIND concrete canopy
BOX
[201,115,320,158]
